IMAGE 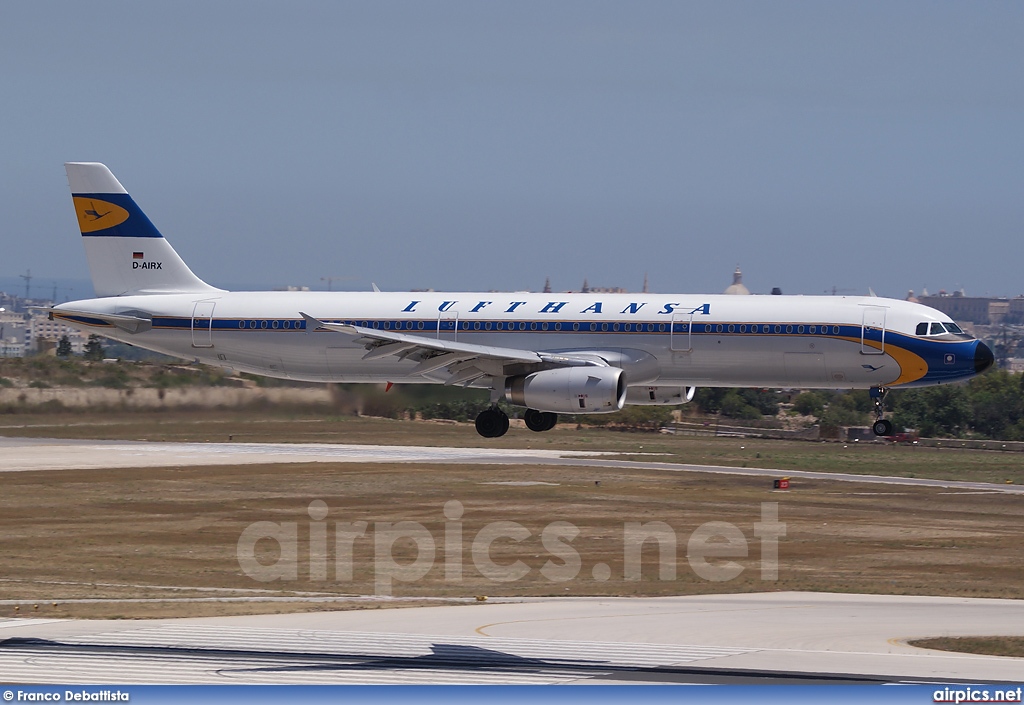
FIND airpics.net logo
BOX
[236,500,786,595]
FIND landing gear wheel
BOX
[475,407,510,438]
[524,409,558,432]
[870,386,892,437]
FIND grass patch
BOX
[909,636,1024,658]
[0,458,1021,619]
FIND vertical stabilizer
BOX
[65,162,221,297]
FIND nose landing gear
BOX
[870,387,893,436]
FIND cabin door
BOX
[670,312,693,352]
[437,312,459,341]
[191,301,215,348]
[861,306,886,355]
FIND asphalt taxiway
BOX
[1,436,1022,494]
[0,593,1022,684]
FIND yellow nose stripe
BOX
[72,196,130,233]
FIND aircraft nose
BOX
[974,341,994,374]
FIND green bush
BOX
[792,391,826,416]
[577,406,674,431]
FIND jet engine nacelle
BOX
[625,386,696,406]
[506,367,627,414]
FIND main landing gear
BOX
[870,387,893,437]
[524,408,558,433]
[474,407,559,438]
[475,407,510,438]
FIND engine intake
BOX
[506,367,627,414]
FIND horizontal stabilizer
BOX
[46,307,153,334]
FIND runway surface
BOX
[0,593,1022,684]
[2,436,1022,494]
[2,437,1022,684]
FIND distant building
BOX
[579,278,627,294]
[918,291,1024,326]
[0,309,28,358]
[724,267,750,295]
[27,312,87,355]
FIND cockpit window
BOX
[917,321,968,336]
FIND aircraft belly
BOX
[128,327,902,389]
[658,335,899,388]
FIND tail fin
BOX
[65,162,221,297]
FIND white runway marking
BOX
[0,619,65,629]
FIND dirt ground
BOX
[0,452,1021,619]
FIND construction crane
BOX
[320,275,357,292]
[19,269,31,299]
[50,282,74,303]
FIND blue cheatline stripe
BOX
[73,192,163,238]
[73,314,976,359]
[148,316,972,352]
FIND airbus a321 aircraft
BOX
[51,163,993,438]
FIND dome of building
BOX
[724,266,750,295]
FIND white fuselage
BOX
[55,290,982,391]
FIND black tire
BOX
[476,408,509,438]
[539,411,558,431]
[524,408,547,432]
[872,419,893,436]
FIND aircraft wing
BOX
[299,312,600,385]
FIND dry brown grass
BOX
[909,637,1024,658]
[0,456,1021,619]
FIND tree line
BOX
[780,370,1024,440]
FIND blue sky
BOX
[2,1,1022,298]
